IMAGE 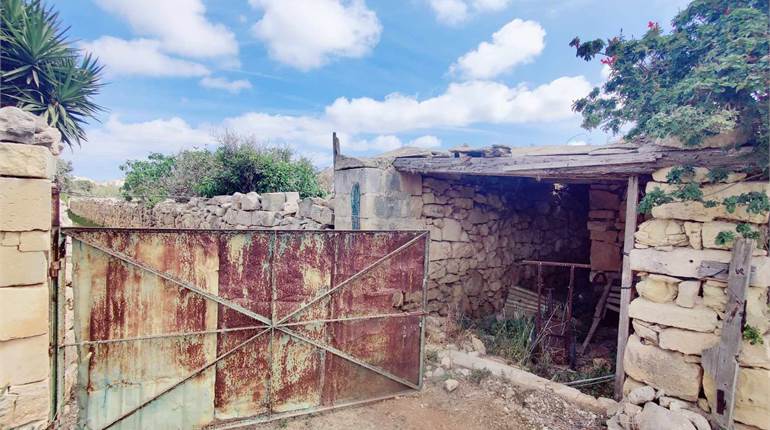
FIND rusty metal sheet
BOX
[65,228,427,429]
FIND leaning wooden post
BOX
[332,132,340,172]
[702,238,753,430]
[614,175,639,399]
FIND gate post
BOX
[0,107,60,429]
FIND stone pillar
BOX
[620,166,770,430]
[0,107,60,429]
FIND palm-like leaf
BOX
[1,0,104,147]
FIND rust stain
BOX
[67,228,426,428]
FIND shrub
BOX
[119,131,325,205]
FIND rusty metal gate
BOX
[59,228,428,429]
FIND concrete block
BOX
[0,177,51,231]
[0,285,48,341]
[0,142,54,179]
[0,335,49,386]
[0,247,46,287]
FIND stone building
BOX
[333,136,769,427]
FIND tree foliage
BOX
[120,131,325,206]
[570,0,769,163]
[1,0,104,147]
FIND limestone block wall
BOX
[69,192,334,229]
[0,107,60,429]
[334,157,590,317]
[624,167,770,429]
[588,184,627,274]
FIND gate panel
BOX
[215,233,273,419]
[71,233,220,429]
[65,228,427,429]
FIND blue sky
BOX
[58,0,689,180]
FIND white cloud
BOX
[567,140,587,146]
[199,76,253,94]
[250,0,382,70]
[95,0,238,59]
[74,115,214,162]
[427,0,510,25]
[409,135,442,148]
[73,75,590,178]
[79,37,210,77]
[451,19,545,79]
[427,0,469,25]
[325,76,592,134]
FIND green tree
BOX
[1,0,104,147]
[569,0,769,165]
[120,153,175,206]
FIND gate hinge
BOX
[49,260,62,278]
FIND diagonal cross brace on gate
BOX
[65,230,428,429]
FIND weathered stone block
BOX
[18,231,49,252]
[630,247,770,287]
[252,211,277,227]
[285,192,300,205]
[429,241,451,260]
[675,280,700,308]
[590,230,618,242]
[704,367,770,429]
[591,240,621,271]
[632,319,660,344]
[747,287,769,334]
[0,335,49,386]
[241,192,261,210]
[701,221,765,254]
[628,298,718,332]
[683,222,702,249]
[441,219,462,242]
[636,402,697,430]
[0,107,36,144]
[740,335,770,370]
[0,379,49,429]
[0,247,46,287]
[623,335,702,401]
[0,178,51,231]
[0,142,55,179]
[636,274,679,303]
[310,204,333,226]
[658,328,718,355]
[261,193,286,211]
[399,172,422,195]
[590,189,620,210]
[1,232,20,246]
[0,286,48,341]
[634,219,688,247]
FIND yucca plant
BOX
[1,0,104,147]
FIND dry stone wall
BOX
[617,167,770,430]
[0,107,59,429]
[334,156,589,318]
[69,192,334,230]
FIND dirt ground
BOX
[251,376,604,430]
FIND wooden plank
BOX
[391,145,754,180]
[614,175,639,399]
[697,260,757,283]
[702,239,753,430]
